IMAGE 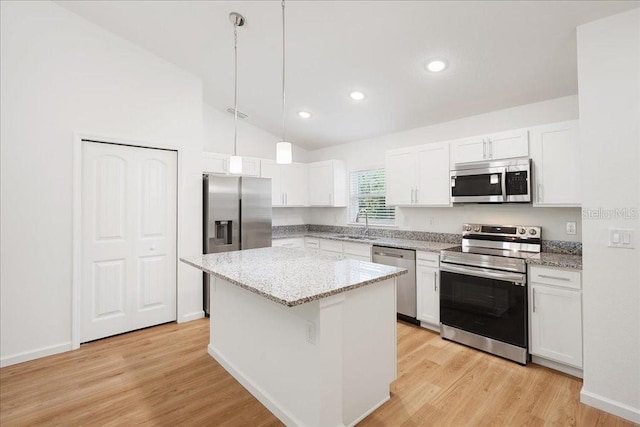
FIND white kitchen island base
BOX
[208,276,397,427]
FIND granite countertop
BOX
[526,252,583,270]
[273,232,583,270]
[181,247,407,307]
[275,232,457,253]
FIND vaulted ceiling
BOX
[57,1,638,149]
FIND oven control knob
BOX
[465,225,472,231]
[529,229,537,235]
[519,228,526,235]
[473,226,480,232]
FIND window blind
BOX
[349,169,395,225]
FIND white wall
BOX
[577,9,640,423]
[203,103,309,163]
[306,96,582,241]
[0,1,204,365]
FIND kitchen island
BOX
[181,247,407,427]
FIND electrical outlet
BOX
[566,221,577,235]
[305,320,317,345]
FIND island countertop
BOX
[181,247,407,307]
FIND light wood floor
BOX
[1,319,635,426]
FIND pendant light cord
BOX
[281,0,286,143]
[233,17,239,157]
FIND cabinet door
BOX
[282,163,308,206]
[487,129,529,160]
[203,152,228,174]
[530,121,580,206]
[385,149,416,205]
[416,265,439,325]
[530,284,582,368]
[241,157,261,177]
[260,161,282,206]
[416,142,451,206]
[308,161,333,206]
[450,136,486,164]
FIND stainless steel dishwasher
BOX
[372,246,418,324]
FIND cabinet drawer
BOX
[343,242,371,258]
[320,239,343,253]
[304,237,320,249]
[272,238,304,249]
[417,251,439,267]
[530,266,581,290]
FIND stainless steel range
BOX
[439,224,541,365]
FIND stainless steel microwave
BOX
[450,158,532,203]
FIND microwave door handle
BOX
[501,169,507,202]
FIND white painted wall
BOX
[203,103,309,162]
[0,1,203,365]
[306,96,582,241]
[577,9,640,423]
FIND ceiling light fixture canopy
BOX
[229,12,245,174]
[276,0,292,165]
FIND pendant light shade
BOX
[229,12,244,174]
[276,142,292,164]
[229,155,243,174]
[277,0,293,165]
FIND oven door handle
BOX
[440,263,526,284]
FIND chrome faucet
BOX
[356,208,369,236]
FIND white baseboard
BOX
[178,310,204,323]
[208,344,306,427]
[347,394,390,427]
[0,341,73,368]
[580,388,640,424]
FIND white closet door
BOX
[81,141,177,343]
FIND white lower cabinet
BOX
[529,265,583,372]
[416,252,440,331]
[272,238,304,249]
[304,237,320,255]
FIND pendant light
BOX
[229,12,245,174]
[276,0,293,164]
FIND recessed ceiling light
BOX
[349,91,366,101]
[425,60,448,73]
[298,111,311,119]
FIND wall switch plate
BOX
[566,221,577,235]
[608,228,635,249]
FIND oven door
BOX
[450,166,506,203]
[439,263,527,348]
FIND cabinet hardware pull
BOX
[538,184,542,203]
[483,139,487,159]
[532,288,536,312]
[434,271,438,292]
[415,188,419,203]
[538,274,570,281]
[488,138,493,159]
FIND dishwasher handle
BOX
[373,251,405,258]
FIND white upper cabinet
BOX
[385,148,416,206]
[415,142,450,206]
[450,129,529,165]
[203,152,261,176]
[386,142,450,206]
[261,160,308,207]
[308,160,347,207]
[530,120,581,206]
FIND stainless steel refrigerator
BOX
[203,174,272,314]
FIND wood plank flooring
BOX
[1,319,635,426]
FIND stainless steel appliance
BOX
[439,224,542,364]
[372,246,418,324]
[203,175,272,314]
[450,158,532,203]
